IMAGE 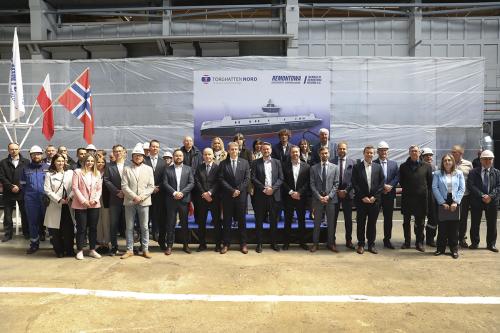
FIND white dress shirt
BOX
[364,160,372,192]
[264,157,272,187]
[174,164,183,192]
[292,161,300,191]
[11,157,19,168]
[150,154,158,171]
[117,162,124,177]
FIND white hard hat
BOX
[131,143,145,155]
[143,142,150,150]
[480,150,495,159]
[421,148,434,156]
[86,144,96,151]
[29,145,43,154]
[377,141,389,149]
[163,151,173,158]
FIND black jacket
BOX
[0,154,30,200]
[399,158,433,216]
[467,166,500,208]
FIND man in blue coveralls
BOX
[20,145,49,254]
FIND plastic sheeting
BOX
[0,56,484,163]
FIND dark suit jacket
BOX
[218,157,250,202]
[144,155,167,187]
[282,160,310,198]
[0,154,30,200]
[103,161,128,206]
[310,142,335,165]
[352,160,385,204]
[271,143,291,163]
[194,162,220,198]
[467,167,500,208]
[332,156,355,199]
[399,158,433,216]
[162,164,194,204]
[373,158,399,198]
[251,157,283,201]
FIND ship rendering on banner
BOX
[200,99,323,137]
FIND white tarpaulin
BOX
[0,56,483,163]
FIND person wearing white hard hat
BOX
[143,142,150,157]
[120,143,155,259]
[420,148,435,169]
[399,145,433,252]
[21,145,50,254]
[86,144,97,154]
[144,139,167,243]
[373,141,399,249]
[162,150,173,166]
[467,150,499,252]
[451,145,474,249]
[0,142,30,242]
[420,147,438,247]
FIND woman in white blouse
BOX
[43,153,75,258]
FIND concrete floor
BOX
[0,216,499,333]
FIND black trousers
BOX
[222,196,247,246]
[436,194,459,252]
[380,194,395,241]
[165,200,189,247]
[74,208,99,251]
[194,197,221,246]
[356,201,380,247]
[49,204,75,256]
[150,192,165,236]
[470,203,498,247]
[283,197,306,245]
[255,195,279,245]
[3,198,28,237]
[333,197,353,242]
[425,192,438,241]
[403,214,426,245]
[458,195,470,240]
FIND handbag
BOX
[42,173,65,207]
[438,204,460,221]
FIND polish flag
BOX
[37,74,54,141]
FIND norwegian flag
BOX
[58,68,95,144]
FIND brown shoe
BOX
[356,246,364,254]
[164,247,172,256]
[328,244,338,253]
[240,244,248,254]
[120,251,134,259]
[346,241,355,249]
[220,245,228,254]
[310,244,318,252]
[142,251,152,259]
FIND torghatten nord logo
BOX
[201,75,211,84]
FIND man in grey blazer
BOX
[310,146,339,252]
[162,149,195,255]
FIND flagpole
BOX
[24,100,38,124]
[0,105,14,143]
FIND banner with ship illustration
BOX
[193,70,331,149]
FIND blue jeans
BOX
[125,205,149,252]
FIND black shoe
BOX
[214,244,221,252]
[451,252,459,259]
[96,246,110,255]
[56,252,64,258]
[459,239,469,248]
[300,243,309,251]
[384,241,395,249]
[346,240,355,249]
[183,245,192,254]
[426,240,436,247]
[434,250,444,256]
[1,235,12,243]
[26,246,39,254]
[416,243,425,252]
[66,250,76,257]
[469,243,479,250]
[40,232,46,242]
[401,243,411,249]
[256,244,263,253]
[368,246,378,254]
[282,244,289,251]
[109,247,119,256]
[271,244,281,252]
[487,246,499,253]
[197,244,207,252]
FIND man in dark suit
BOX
[103,144,127,256]
[352,145,385,254]
[194,148,221,252]
[271,128,291,163]
[0,142,29,241]
[252,142,283,252]
[310,128,334,165]
[399,145,433,252]
[144,139,166,243]
[309,146,339,252]
[282,145,310,250]
[332,141,355,249]
[467,150,499,252]
[162,149,195,255]
[218,142,251,254]
[373,141,399,249]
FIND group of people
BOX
[0,128,498,260]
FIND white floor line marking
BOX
[0,287,499,304]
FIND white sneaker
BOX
[89,250,102,259]
[76,251,84,260]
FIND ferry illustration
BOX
[200,99,322,137]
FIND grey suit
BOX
[310,161,339,246]
[162,164,194,247]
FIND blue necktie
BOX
[483,169,489,193]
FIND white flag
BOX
[9,27,25,122]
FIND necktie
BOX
[206,164,211,174]
[232,160,237,175]
[382,161,387,179]
[339,159,344,185]
[483,169,489,193]
[321,163,327,193]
